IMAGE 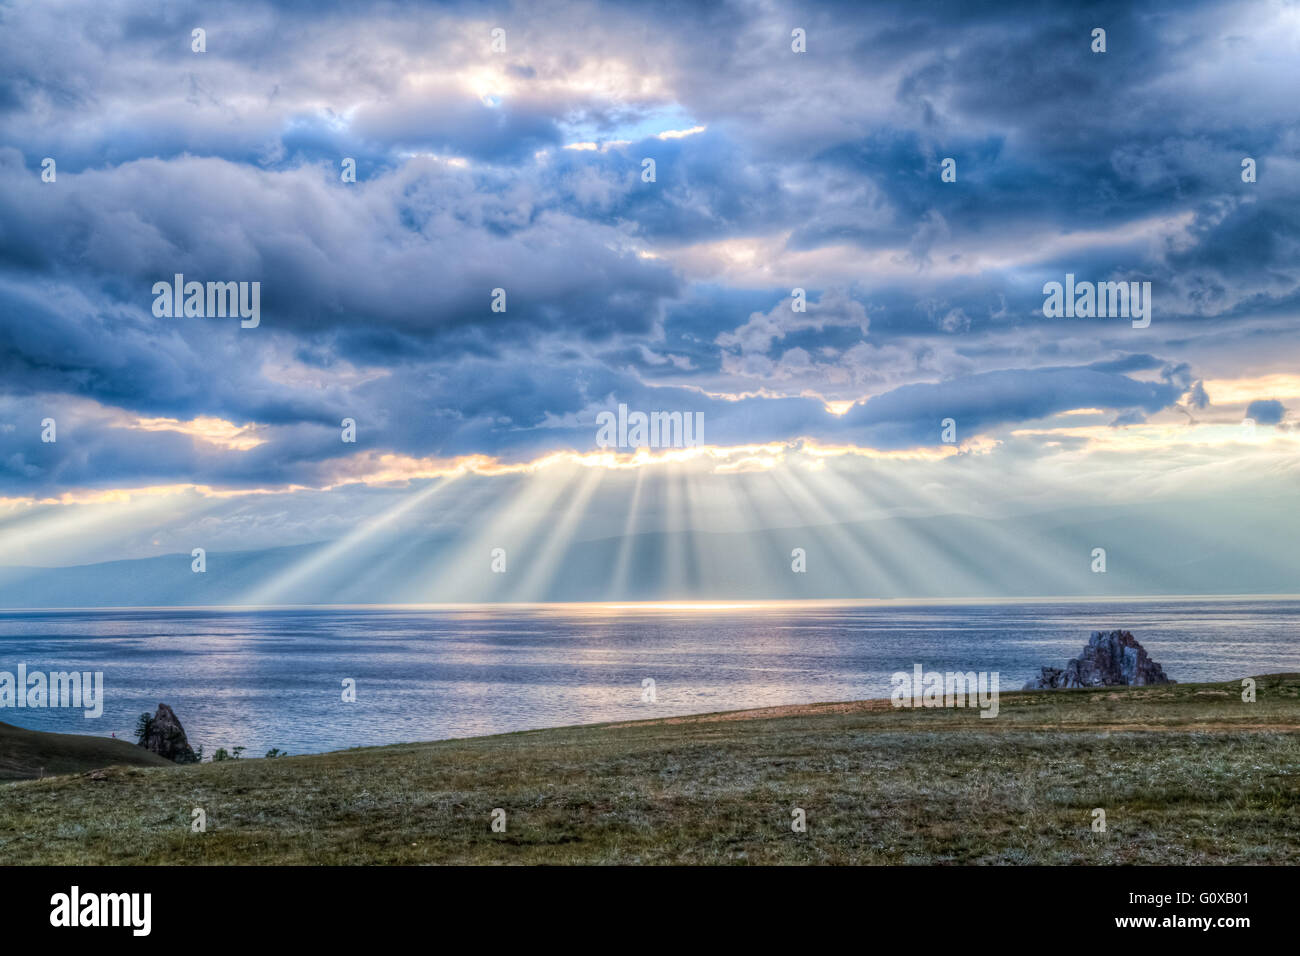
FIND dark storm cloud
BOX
[0,149,679,346]
[0,0,1297,493]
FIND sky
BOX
[0,0,1297,598]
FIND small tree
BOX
[134,712,154,746]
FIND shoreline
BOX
[6,672,1298,777]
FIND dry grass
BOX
[1,675,1296,865]
[0,721,171,781]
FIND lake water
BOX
[1,598,1297,755]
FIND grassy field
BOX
[0,720,172,781]
[1,675,1297,865]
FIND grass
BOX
[1,675,1297,865]
[0,720,171,781]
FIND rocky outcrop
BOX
[137,702,198,763]
[1024,630,1174,690]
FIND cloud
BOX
[0,0,1297,517]
[1245,399,1286,425]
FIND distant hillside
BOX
[0,495,1296,606]
[0,721,173,781]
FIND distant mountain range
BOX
[1,496,1295,607]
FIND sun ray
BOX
[609,465,646,600]
[239,476,457,606]
[514,464,607,601]
[427,464,585,602]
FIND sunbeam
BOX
[239,476,457,606]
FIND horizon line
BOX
[2,594,1300,614]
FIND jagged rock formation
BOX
[137,702,198,763]
[1024,630,1174,690]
